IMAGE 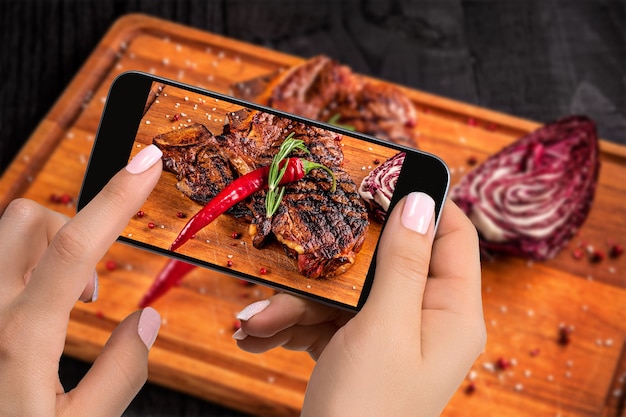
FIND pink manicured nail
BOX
[401,192,435,235]
[90,270,99,303]
[137,307,161,349]
[232,328,248,341]
[236,299,270,321]
[126,144,162,174]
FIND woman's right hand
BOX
[235,195,486,416]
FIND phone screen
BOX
[80,72,449,311]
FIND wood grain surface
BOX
[1,13,625,417]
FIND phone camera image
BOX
[83,73,449,311]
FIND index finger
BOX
[23,145,162,321]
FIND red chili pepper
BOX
[138,259,196,308]
[169,157,335,251]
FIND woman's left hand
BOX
[0,144,163,417]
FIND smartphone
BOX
[78,71,449,311]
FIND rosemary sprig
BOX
[265,133,309,217]
[328,113,356,131]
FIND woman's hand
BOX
[234,193,486,416]
[0,144,163,417]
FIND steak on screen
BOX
[153,111,369,278]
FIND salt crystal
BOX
[514,383,523,392]
[483,362,495,372]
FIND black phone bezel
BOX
[78,71,450,312]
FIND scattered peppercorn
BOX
[105,260,117,271]
[148,222,155,229]
[136,210,145,218]
[259,267,268,275]
[176,211,186,218]
[373,158,380,165]
[464,381,477,395]
[609,244,624,259]
[231,232,240,239]
[589,249,605,263]
[495,357,511,370]
[226,260,233,267]
[59,194,73,205]
[558,324,573,346]
[172,114,181,121]
[467,156,478,166]
[571,249,584,260]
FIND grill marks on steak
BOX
[153,112,369,279]
[249,168,369,278]
[260,55,419,148]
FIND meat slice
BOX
[220,108,344,175]
[249,167,369,278]
[259,55,419,148]
[152,124,248,217]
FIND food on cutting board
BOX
[358,151,406,222]
[257,55,420,148]
[450,115,600,260]
[153,108,369,279]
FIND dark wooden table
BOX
[1,1,625,416]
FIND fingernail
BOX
[137,307,161,349]
[232,328,248,341]
[401,192,435,235]
[126,144,162,174]
[236,299,270,321]
[90,271,99,303]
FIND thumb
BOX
[62,308,161,417]
[363,192,436,319]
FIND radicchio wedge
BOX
[450,115,600,260]
[358,152,405,222]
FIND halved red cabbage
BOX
[358,152,406,222]
[450,115,600,260]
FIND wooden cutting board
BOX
[1,14,625,417]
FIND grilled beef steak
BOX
[153,112,369,278]
[220,108,344,174]
[152,124,249,217]
[258,55,419,148]
[249,167,369,278]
